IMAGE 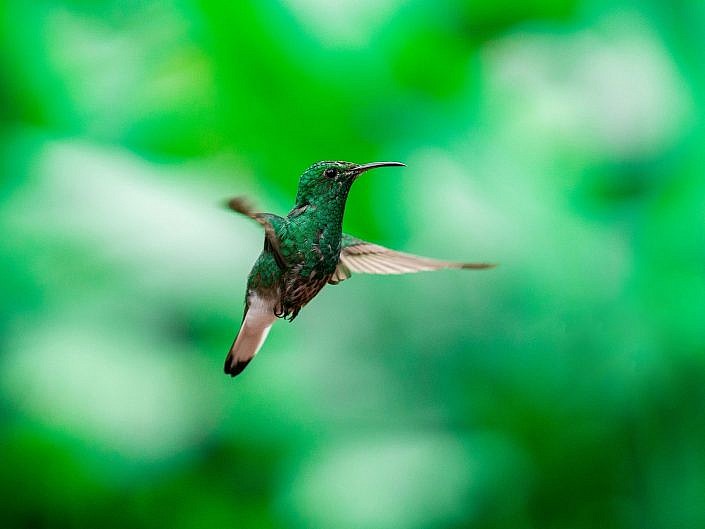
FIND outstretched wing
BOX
[225,196,287,268]
[329,234,495,284]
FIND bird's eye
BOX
[324,167,337,178]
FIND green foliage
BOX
[2,1,704,528]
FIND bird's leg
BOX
[226,196,288,269]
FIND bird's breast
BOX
[284,216,342,271]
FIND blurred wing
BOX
[225,196,287,268]
[329,234,494,284]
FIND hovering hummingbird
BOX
[224,161,494,377]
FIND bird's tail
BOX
[224,303,276,377]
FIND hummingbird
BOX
[224,160,494,377]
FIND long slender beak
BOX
[353,161,405,176]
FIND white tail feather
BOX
[224,295,276,377]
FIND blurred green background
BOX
[2,1,704,528]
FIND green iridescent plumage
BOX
[224,161,494,377]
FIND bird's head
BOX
[294,160,405,207]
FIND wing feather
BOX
[329,234,495,284]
